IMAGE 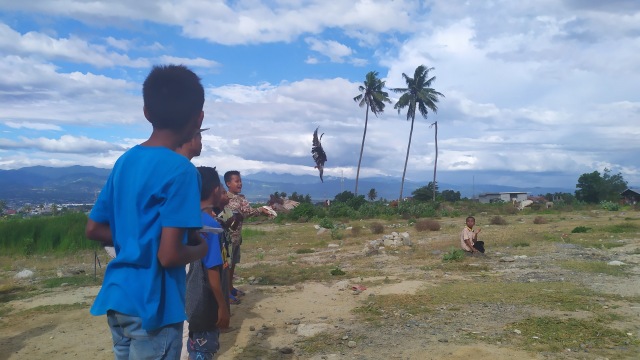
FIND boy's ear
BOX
[197,111,204,128]
[143,106,150,120]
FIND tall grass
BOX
[0,213,99,255]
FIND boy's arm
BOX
[157,227,208,268]
[85,219,113,246]
[237,197,263,218]
[207,267,230,329]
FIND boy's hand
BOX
[217,306,230,329]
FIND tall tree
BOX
[575,169,627,203]
[353,71,391,196]
[391,65,444,201]
[367,188,377,201]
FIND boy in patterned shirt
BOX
[223,170,271,303]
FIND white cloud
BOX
[0,135,125,153]
[305,37,353,63]
[4,121,63,131]
[158,55,220,68]
[0,23,150,68]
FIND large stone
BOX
[14,269,34,279]
[296,323,331,337]
[400,232,411,246]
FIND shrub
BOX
[318,217,334,229]
[330,267,345,276]
[328,203,356,219]
[571,226,591,233]
[443,247,465,261]
[415,219,441,232]
[295,248,315,254]
[600,201,620,211]
[490,216,508,225]
[370,222,385,234]
[350,226,362,237]
[330,228,343,240]
[288,202,318,220]
[533,216,548,224]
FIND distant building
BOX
[478,192,528,204]
[620,188,640,205]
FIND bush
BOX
[415,219,441,232]
[443,247,465,261]
[318,217,334,229]
[600,201,620,211]
[350,226,362,237]
[533,216,548,224]
[288,202,318,220]
[369,222,385,234]
[571,226,591,233]
[490,216,508,225]
[328,203,356,219]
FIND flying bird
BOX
[311,127,327,182]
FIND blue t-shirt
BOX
[201,212,223,269]
[89,145,202,330]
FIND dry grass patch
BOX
[504,316,639,354]
[415,219,441,232]
[533,216,548,224]
[558,260,629,276]
[369,222,384,234]
[490,216,508,225]
[354,282,613,322]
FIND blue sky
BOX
[0,0,639,189]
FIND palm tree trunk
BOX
[432,121,438,202]
[400,116,415,201]
[355,103,370,196]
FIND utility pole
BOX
[340,170,344,193]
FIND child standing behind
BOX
[85,65,208,359]
[185,167,230,359]
[223,170,270,303]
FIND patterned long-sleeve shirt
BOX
[224,192,262,245]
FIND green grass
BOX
[601,222,640,233]
[505,316,638,353]
[295,248,315,254]
[442,247,465,261]
[558,260,629,276]
[0,283,37,303]
[240,263,337,285]
[513,241,530,247]
[354,282,612,322]
[42,274,101,288]
[17,302,90,316]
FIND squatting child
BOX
[460,216,485,254]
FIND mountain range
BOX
[0,166,574,207]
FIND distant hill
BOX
[0,166,574,206]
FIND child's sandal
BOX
[229,294,241,305]
[231,287,246,297]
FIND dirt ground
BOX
[1,212,639,359]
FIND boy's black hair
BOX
[143,64,205,131]
[223,170,240,185]
[466,216,475,222]
[197,166,221,201]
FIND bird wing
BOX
[311,127,327,182]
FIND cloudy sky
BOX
[0,0,638,189]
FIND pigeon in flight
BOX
[311,127,327,182]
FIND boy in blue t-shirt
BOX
[185,167,230,359]
[86,65,209,359]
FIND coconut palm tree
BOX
[391,65,444,201]
[353,71,391,196]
